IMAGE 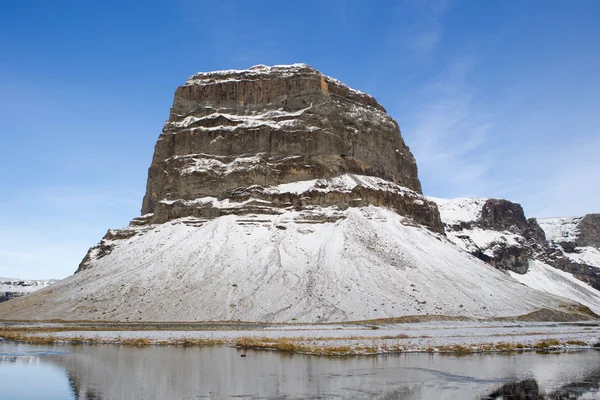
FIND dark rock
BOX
[480,199,528,233]
[576,213,600,248]
[485,379,542,400]
[489,244,530,274]
[523,218,546,244]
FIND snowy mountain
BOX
[0,64,596,323]
[429,197,600,314]
[0,278,57,302]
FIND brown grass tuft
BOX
[533,339,561,349]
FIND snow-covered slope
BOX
[430,197,600,315]
[509,260,600,315]
[0,278,57,302]
[538,217,582,243]
[538,217,600,270]
[0,206,584,322]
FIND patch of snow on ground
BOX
[509,260,600,315]
[564,246,600,268]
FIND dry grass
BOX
[494,342,517,351]
[533,339,561,349]
[565,340,588,346]
[121,338,151,347]
[437,344,474,353]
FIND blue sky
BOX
[1,0,599,279]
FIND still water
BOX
[0,340,599,399]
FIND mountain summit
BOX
[0,64,594,322]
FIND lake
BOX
[1,340,599,399]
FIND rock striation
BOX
[141,64,424,221]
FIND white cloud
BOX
[399,55,495,198]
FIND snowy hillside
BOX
[0,206,583,322]
[538,217,582,243]
[508,261,600,315]
[430,197,600,314]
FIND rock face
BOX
[0,64,595,323]
[577,214,600,248]
[431,197,600,312]
[141,64,422,220]
[431,198,541,274]
[538,215,600,290]
[77,64,443,274]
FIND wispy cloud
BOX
[407,0,451,55]
[400,55,495,198]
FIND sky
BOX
[1,0,599,279]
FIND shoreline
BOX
[2,320,599,356]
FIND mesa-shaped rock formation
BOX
[141,64,424,222]
[0,64,595,323]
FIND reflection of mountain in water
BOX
[483,369,600,400]
[23,345,600,400]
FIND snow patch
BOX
[538,217,582,243]
[509,260,600,315]
[428,197,488,225]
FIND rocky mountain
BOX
[430,197,600,314]
[0,278,57,303]
[0,64,595,323]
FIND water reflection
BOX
[483,371,600,399]
[0,341,598,399]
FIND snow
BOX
[564,246,600,268]
[269,174,413,195]
[169,106,314,129]
[184,63,371,99]
[538,216,582,243]
[428,197,488,225]
[180,154,263,175]
[185,64,313,86]
[0,206,578,323]
[509,260,600,315]
[444,228,522,255]
[0,278,57,294]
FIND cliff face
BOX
[431,197,600,311]
[141,64,423,220]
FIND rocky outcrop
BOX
[480,199,528,233]
[538,214,600,290]
[141,64,422,219]
[77,64,443,274]
[577,214,600,248]
[432,197,600,291]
